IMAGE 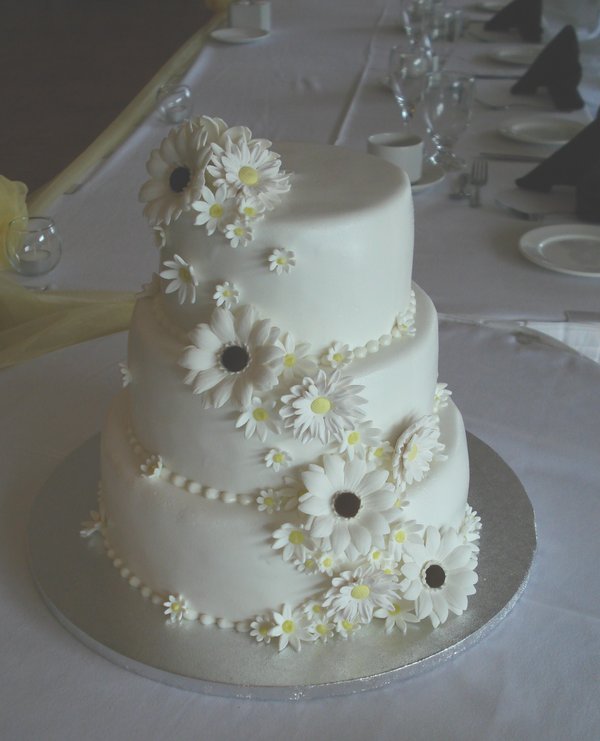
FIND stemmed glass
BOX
[400,0,434,46]
[422,71,475,170]
[5,216,62,276]
[389,48,431,126]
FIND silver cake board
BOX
[28,432,536,701]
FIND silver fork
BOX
[469,158,488,208]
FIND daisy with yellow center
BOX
[392,414,447,492]
[236,396,280,441]
[163,594,188,623]
[270,604,312,652]
[268,248,296,275]
[249,615,274,644]
[275,332,317,381]
[213,280,240,310]
[159,253,199,305]
[338,422,381,460]
[192,184,235,235]
[322,341,353,370]
[224,221,253,248]
[323,565,399,624]
[140,454,163,480]
[264,447,292,472]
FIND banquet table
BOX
[2,1,600,738]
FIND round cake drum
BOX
[28,432,536,700]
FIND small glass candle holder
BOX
[5,216,62,276]
[156,83,192,124]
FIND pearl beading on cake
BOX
[127,427,256,506]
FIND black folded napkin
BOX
[484,0,542,42]
[511,25,584,111]
[516,117,600,215]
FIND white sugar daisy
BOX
[394,289,417,337]
[400,526,478,628]
[433,382,452,413]
[256,488,283,514]
[386,519,424,562]
[338,422,382,460]
[299,455,398,559]
[249,615,273,644]
[140,454,163,479]
[322,341,354,370]
[278,474,304,511]
[280,369,366,445]
[392,415,447,492]
[316,551,337,576]
[192,184,236,235]
[163,594,188,623]
[213,281,240,310]
[456,505,482,554]
[268,248,296,275]
[118,362,132,388]
[224,221,253,248]
[236,396,280,441]
[323,565,399,624]
[139,122,211,226]
[180,305,283,409]
[160,254,199,305]
[237,195,266,223]
[366,546,395,571]
[264,448,292,471]
[334,617,362,639]
[270,603,312,652]
[272,523,314,563]
[367,440,394,468]
[276,333,317,381]
[374,599,420,634]
[308,613,335,642]
[208,137,291,209]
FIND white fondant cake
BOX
[91,117,480,650]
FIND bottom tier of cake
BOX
[99,391,473,632]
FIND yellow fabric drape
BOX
[0,11,224,369]
[0,274,134,369]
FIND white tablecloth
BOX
[2,1,600,737]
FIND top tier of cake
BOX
[149,128,414,352]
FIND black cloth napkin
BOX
[511,25,584,111]
[484,0,542,42]
[516,116,600,222]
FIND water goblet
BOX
[423,71,475,171]
[5,216,62,276]
[389,49,430,126]
[400,0,434,46]
[156,82,192,124]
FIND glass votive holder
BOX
[5,216,62,276]
[156,83,192,124]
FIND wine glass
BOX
[400,0,434,46]
[5,216,62,276]
[423,71,475,171]
[389,49,430,126]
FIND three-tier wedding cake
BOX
[88,116,481,652]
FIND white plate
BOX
[519,224,600,277]
[412,162,445,192]
[210,27,269,44]
[489,45,542,66]
[499,116,585,146]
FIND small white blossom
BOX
[264,448,292,471]
[322,341,354,370]
[323,565,399,624]
[334,617,362,639]
[257,488,282,514]
[268,248,296,275]
[237,195,265,223]
[374,599,420,634]
[338,422,382,460]
[213,281,240,309]
[250,615,273,644]
[140,454,163,479]
[386,519,424,562]
[224,221,253,248]
[433,382,452,413]
[270,604,312,652]
[392,415,447,492]
[160,253,198,305]
[192,184,235,235]
[272,523,313,563]
[275,333,317,381]
[236,396,280,441]
[118,362,132,387]
[163,594,188,623]
[394,290,417,336]
[367,440,394,468]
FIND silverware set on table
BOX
[449,157,488,206]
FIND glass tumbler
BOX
[423,72,475,171]
[5,216,62,276]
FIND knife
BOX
[480,152,545,163]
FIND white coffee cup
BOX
[367,133,424,184]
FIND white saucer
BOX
[489,45,542,66]
[210,27,269,44]
[519,224,600,277]
[412,163,445,192]
[499,116,585,147]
